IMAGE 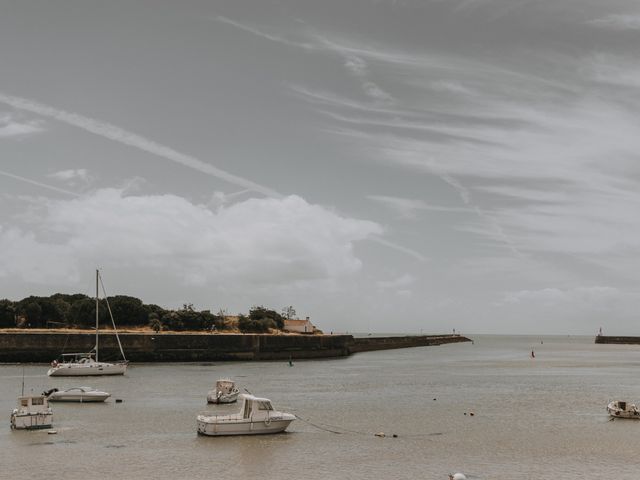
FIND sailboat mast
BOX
[95,269,99,363]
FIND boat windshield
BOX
[257,401,273,411]
[59,353,95,363]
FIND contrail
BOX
[0,92,428,262]
[371,236,428,262]
[0,169,80,197]
[0,93,282,199]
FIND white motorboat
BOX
[48,270,128,377]
[607,400,640,419]
[197,394,295,436]
[207,379,240,404]
[11,395,53,430]
[44,386,111,403]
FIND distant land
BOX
[0,292,315,334]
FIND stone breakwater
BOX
[0,332,471,362]
[594,335,640,345]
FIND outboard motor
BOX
[42,388,59,397]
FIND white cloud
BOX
[362,81,394,103]
[344,55,368,76]
[0,112,44,138]
[377,273,415,289]
[429,80,475,95]
[0,189,382,287]
[296,42,640,259]
[589,14,640,31]
[0,226,80,284]
[497,286,620,308]
[313,35,395,104]
[48,169,93,187]
[214,16,315,50]
[212,17,394,104]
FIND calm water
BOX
[3,335,640,479]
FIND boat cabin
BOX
[216,379,236,395]
[240,394,274,419]
[17,395,50,412]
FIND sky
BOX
[1,0,640,335]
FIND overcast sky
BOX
[2,0,639,335]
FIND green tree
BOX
[67,298,106,328]
[0,299,16,328]
[38,298,67,326]
[106,295,148,326]
[148,312,162,333]
[161,311,184,331]
[145,303,168,321]
[281,306,297,320]
[24,301,42,327]
[249,306,284,329]
[239,313,276,333]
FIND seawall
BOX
[350,334,470,353]
[0,332,471,362]
[594,335,640,345]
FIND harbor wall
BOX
[349,334,470,353]
[0,332,471,362]
[594,335,640,345]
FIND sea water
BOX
[2,335,639,479]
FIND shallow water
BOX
[3,335,640,479]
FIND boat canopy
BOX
[239,394,272,404]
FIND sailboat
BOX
[47,270,128,377]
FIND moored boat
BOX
[207,379,240,404]
[44,386,111,403]
[11,395,53,430]
[48,353,127,376]
[47,270,128,377]
[607,400,640,419]
[197,394,295,436]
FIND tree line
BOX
[0,294,296,333]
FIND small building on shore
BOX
[283,317,317,334]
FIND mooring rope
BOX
[292,413,446,439]
[293,414,344,434]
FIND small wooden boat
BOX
[197,394,295,436]
[11,395,53,430]
[607,400,640,419]
[44,386,111,403]
[207,379,240,404]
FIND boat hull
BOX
[10,412,53,430]
[197,417,294,436]
[607,401,640,419]
[48,393,110,402]
[47,363,127,377]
